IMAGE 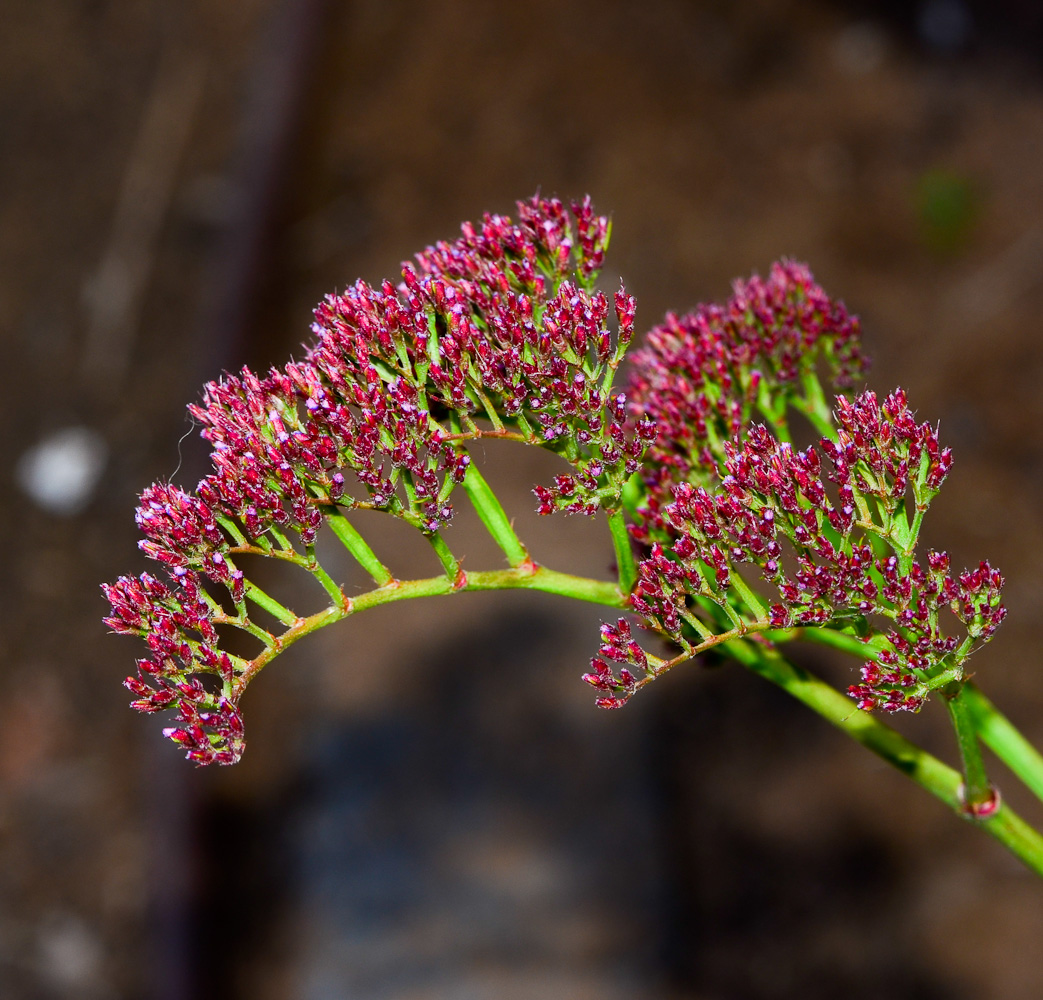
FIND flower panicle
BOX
[107,193,654,764]
[306,194,649,516]
[588,386,1004,713]
[104,570,245,765]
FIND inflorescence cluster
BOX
[105,194,1006,765]
[585,268,1005,711]
[627,260,867,504]
[105,195,651,763]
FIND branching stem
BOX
[944,683,996,813]
[725,641,1043,876]
[607,508,637,595]
[460,459,529,567]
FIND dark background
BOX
[3,1,1043,997]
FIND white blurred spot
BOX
[17,426,108,516]
[37,915,104,989]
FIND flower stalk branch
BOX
[963,683,1043,802]
[459,459,529,568]
[944,683,998,815]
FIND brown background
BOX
[3,0,1043,997]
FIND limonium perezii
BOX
[105,195,1043,881]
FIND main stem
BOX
[723,639,1043,875]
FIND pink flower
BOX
[590,384,1004,712]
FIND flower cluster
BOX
[847,554,1005,711]
[588,386,1005,712]
[397,193,654,514]
[583,616,650,708]
[103,571,245,765]
[105,198,1007,765]
[627,260,867,503]
[107,193,657,764]
[305,195,653,517]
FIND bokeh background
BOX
[4,0,1043,997]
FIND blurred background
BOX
[4,0,1043,997]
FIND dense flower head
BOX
[627,260,867,500]
[191,360,469,536]
[328,192,648,514]
[107,193,654,764]
[103,571,245,764]
[591,387,1004,712]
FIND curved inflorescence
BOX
[104,194,652,764]
[104,197,1006,765]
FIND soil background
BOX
[3,1,1043,998]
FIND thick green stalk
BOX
[244,580,298,627]
[963,683,1043,803]
[325,510,395,585]
[789,626,1043,808]
[729,569,768,620]
[607,507,637,595]
[460,460,529,567]
[943,683,995,812]
[724,639,1043,875]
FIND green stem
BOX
[787,624,870,658]
[233,562,624,693]
[365,563,626,609]
[305,546,349,608]
[426,531,460,581]
[269,526,297,555]
[794,625,1043,808]
[243,581,297,627]
[233,603,343,695]
[944,683,995,812]
[783,627,1042,802]
[725,641,1043,875]
[460,459,529,567]
[729,570,768,620]
[216,514,248,548]
[797,370,837,439]
[325,510,395,585]
[963,683,1043,803]
[607,508,637,595]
